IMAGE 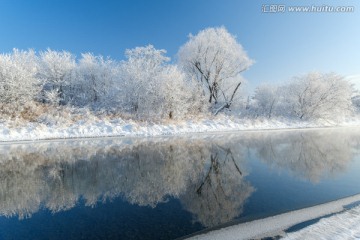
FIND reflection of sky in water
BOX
[0,128,360,240]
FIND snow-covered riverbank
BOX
[186,194,360,240]
[1,114,360,142]
[283,204,360,240]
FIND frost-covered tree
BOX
[75,53,119,107]
[0,49,41,115]
[284,72,354,120]
[39,49,76,105]
[120,45,206,119]
[159,65,207,119]
[120,45,169,117]
[178,27,253,113]
[252,84,280,118]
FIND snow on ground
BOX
[1,114,360,142]
[185,194,360,240]
[283,204,360,240]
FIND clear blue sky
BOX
[0,0,359,92]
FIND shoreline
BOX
[1,116,360,143]
[184,194,360,240]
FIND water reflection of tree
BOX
[0,137,253,226]
[0,128,358,226]
[180,144,254,227]
[114,141,209,207]
[246,129,359,183]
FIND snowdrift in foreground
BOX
[186,194,360,240]
[1,115,360,142]
[283,205,360,240]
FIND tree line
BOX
[0,27,358,122]
[249,72,356,120]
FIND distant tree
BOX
[76,53,119,107]
[178,27,253,114]
[39,49,76,105]
[252,84,280,118]
[285,72,354,120]
[0,49,40,115]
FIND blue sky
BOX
[0,0,359,92]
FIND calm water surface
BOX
[0,128,360,240]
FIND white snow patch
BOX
[283,204,360,240]
[185,194,360,240]
[0,115,360,142]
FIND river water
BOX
[0,127,359,239]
